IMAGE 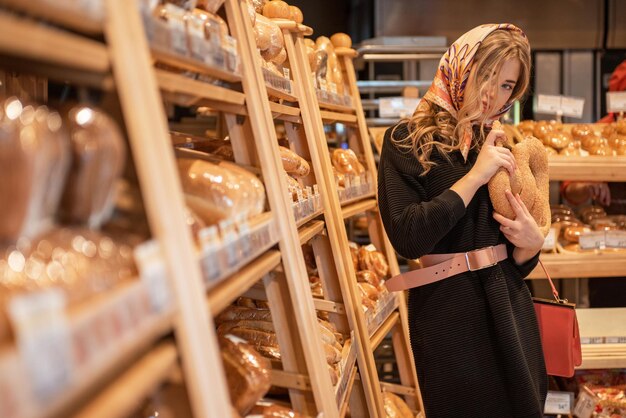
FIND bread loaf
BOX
[331,148,364,175]
[383,392,414,418]
[318,318,343,344]
[328,364,340,386]
[358,247,389,279]
[356,270,381,289]
[215,306,273,324]
[324,342,342,365]
[236,297,258,309]
[60,106,126,228]
[358,282,380,301]
[279,146,310,177]
[219,334,271,415]
[255,15,284,59]
[330,32,352,48]
[288,5,303,23]
[217,319,275,335]
[262,0,290,18]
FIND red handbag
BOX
[532,260,582,377]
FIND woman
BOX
[378,25,547,417]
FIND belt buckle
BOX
[465,246,497,271]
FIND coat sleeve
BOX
[377,127,466,260]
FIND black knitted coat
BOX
[378,123,547,418]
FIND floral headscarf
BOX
[420,23,529,161]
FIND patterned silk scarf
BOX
[420,23,529,161]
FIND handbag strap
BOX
[538,259,560,302]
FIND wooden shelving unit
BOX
[0,1,427,417]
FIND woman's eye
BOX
[501,84,513,91]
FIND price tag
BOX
[560,96,585,118]
[219,221,239,269]
[282,67,290,80]
[544,391,573,415]
[542,227,557,251]
[134,240,170,313]
[605,230,626,248]
[329,82,338,95]
[573,387,597,418]
[238,221,252,258]
[579,231,606,250]
[378,97,421,118]
[319,79,328,92]
[607,91,626,113]
[536,94,585,118]
[8,290,73,402]
[536,94,562,114]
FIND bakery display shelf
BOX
[298,220,326,245]
[0,0,102,34]
[294,190,323,227]
[342,198,377,219]
[155,68,246,109]
[528,251,626,279]
[370,311,400,351]
[206,250,282,316]
[266,84,298,102]
[320,109,358,125]
[339,186,376,207]
[263,69,297,102]
[71,342,177,418]
[151,47,242,83]
[0,10,109,74]
[547,156,626,182]
[335,338,358,414]
[0,280,175,418]
[367,292,400,340]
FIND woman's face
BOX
[469,58,521,120]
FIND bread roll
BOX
[219,334,271,415]
[563,226,591,243]
[331,148,364,175]
[249,403,304,418]
[545,131,571,150]
[262,0,290,19]
[318,318,343,344]
[328,365,339,386]
[330,32,352,48]
[60,106,126,228]
[383,392,414,418]
[255,15,284,59]
[356,270,382,289]
[279,146,310,177]
[358,282,380,301]
[358,247,389,279]
[324,342,342,365]
[288,5,303,23]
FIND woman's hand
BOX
[493,190,544,264]
[450,128,516,207]
[470,128,516,186]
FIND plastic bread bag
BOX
[60,106,126,229]
[176,158,242,225]
[218,160,266,219]
[254,15,284,59]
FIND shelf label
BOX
[8,290,73,402]
[536,94,585,118]
[544,391,573,415]
[607,91,626,113]
[378,97,420,118]
[134,240,171,313]
[605,230,626,248]
[579,231,606,250]
[573,387,597,418]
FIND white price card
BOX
[605,230,626,248]
[282,67,290,80]
[607,91,626,113]
[8,289,73,402]
[379,97,421,118]
[536,94,562,114]
[573,387,597,418]
[560,96,585,118]
[579,231,606,250]
[134,240,170,313]
[544,391,573,415]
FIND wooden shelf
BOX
[156,69,246,109]
[342,198,377,219]
[298,220,325,244]
[71,342,178,418]
[335,47,358,58]
[528,251,626,279]
[320,110,358,125]
[547,156,626,181]
[371,311,400,350]
[296,207,323,228]
[267,85,298,102]
[340,190,376,207]
[207,250,282,316]
[335,339,358,415]
[0,0,103,34]
[318,101,356,114]
[152,48,242,83]
[269,101,302,122]
[0,10,108,72]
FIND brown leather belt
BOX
[385,244,508,292]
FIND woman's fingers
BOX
[514,192,532,217]
[493,211,516,228]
